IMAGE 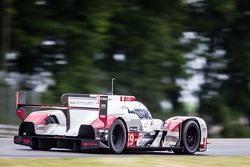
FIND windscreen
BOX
[130,109,152,119]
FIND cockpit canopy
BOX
[129,108,152,119]
[125,101,152,119]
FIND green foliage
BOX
[96,0,188,115]
[222,123,250,138]
[2,0,250,136]
[189,0,250,135]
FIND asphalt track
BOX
[0,138,250,157]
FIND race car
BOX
[14,92,208,154]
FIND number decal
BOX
[127,132,139,147]
[129,133,134,145]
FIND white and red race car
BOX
[14,92,208,154]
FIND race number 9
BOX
[129,133,134,145]
[127,132,138,147]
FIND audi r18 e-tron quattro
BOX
[14,92,207,154]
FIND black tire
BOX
[174,120,201,155]
[30,139,51,151]
[31,145,51,151]
[109,119,127,154]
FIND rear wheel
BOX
[109,119,127,154]
[174,120,201,155]
[30,138,52,151]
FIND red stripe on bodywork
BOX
[25,112,49,125]
[105,116,118,128]
[16,92,19,108]
[120,96,136,101]
[23,138,31,145]
[91,116,117,129]
[200,137,208,149]
[91,118,104,129]
[166,117,184,131]
[16,109,25,121]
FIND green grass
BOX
[0,156,249,167]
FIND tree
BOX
[9,0,189,117]
[0,0,12,69]
[96,0,189,115]
[188,0,250,129]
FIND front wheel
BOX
[175,120,201,155]
[109,119,127,154]
[182,120,201,154]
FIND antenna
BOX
[111,78,116,95]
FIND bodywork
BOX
[14,92,208,152]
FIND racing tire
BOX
[31,145,51,151]
[174,120,201,155]
[30,139,52,151]
[109,119,127,154]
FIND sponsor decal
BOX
[100,115,107,118]
[129,126,138,132]
[68,97,98,108]
[137,133,144,146]
[99,96,108,125]
[100,104,106,109]
[105,134,108,140]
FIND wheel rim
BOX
[112,124,124,149]
[186,125,198,149]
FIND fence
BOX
[0,124,18,137]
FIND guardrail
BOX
[0,124,18,138]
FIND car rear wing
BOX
[15,92,108,125]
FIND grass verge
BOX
[0,156,249,167]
